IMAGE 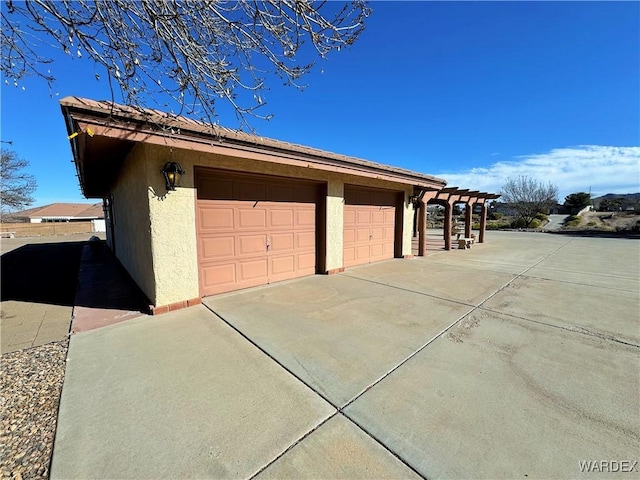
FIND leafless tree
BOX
[1,149,37,214]
[501,176,558,227]
[2,0,369,127]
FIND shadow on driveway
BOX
[74,241,150,314]
[1,242,84,307]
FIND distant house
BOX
[6,203,105,230]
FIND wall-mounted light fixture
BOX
[161,161,185,191]
[409,189,427,207]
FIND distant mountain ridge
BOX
[592,193,640,209]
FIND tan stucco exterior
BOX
[62,97,455,308]
[326,178,344,272]
[109,145,155,303]
[108,142,416,307]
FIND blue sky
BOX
[1,1,639,207]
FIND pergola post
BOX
[432,187,500,250]
[418,200,426,256]
[464,202,472,238]
[479,202,487,243]
[444,201,453,250]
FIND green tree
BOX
[1,149,36,214]
[500,176,558,228]
[599,199,623,211]
[564,192,591,213]
[2,1,369,126]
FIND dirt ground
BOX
[573,211,639,232]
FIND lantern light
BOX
[161,161,185,191]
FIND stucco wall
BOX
[110,144,155,303]
[114,144,417,306]
[402,192,413,256]
[326,178,344,271]
[134,144,200,307]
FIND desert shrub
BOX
[488,212,503,220]
[535,212,548,221]
[472,223,481,230]
[511,218,541,229]
[565,215,581,227]
[587,221,597,227]
[486,222,511,230]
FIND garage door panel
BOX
[238,234,268,256]
[270,232,294,252]
[384,209,395,222]
[344,228,356,244]
[202,263,236,290]
[296,209,316,226]
[371,227,384,240]
[240,258,269,280]
[356,245,370,261]
[370,244,384,257]
[344,247,355,263]
[198,206,235,232]
[298,252,316,270]
[297,231,315,249]
[237,209,267,229]
[344,209,356,225]
[270,209,295,228]
[373,210,388,223]
[200,236,235,261]
[356,228,370,242]
[357,210,371,223]
[384,226,395,239]
[383,242,395,256]
[270,255,295,276]
[197,170,318,297]
[343,187,397,268]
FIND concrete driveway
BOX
[542,214,570,231]
[51,231,640,479]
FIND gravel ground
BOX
[1,340,68,480]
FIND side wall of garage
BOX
[117,143,415,307]
[109,144,156,304]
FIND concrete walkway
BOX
[542,214,570,231]
[0,234,148,354]
[51,231,640,479]
[1,237,84,353]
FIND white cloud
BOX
[436,145,640,199]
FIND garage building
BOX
[61,97,448,313]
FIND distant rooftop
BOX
[8,203,103,220]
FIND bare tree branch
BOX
[2,0,370,128]
[501,175,558,227]
[1,149,37,213]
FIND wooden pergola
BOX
[412,187,501,254]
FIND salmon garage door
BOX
[343,186,397,268]
[196,170,318,296]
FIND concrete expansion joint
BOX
[341,307,477,410]
[248,413,338,479]
[341,273,477,310]
[474,238,575,310]
[336,411,428,480]
[201,302,340,409]
[204,301,427,479]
